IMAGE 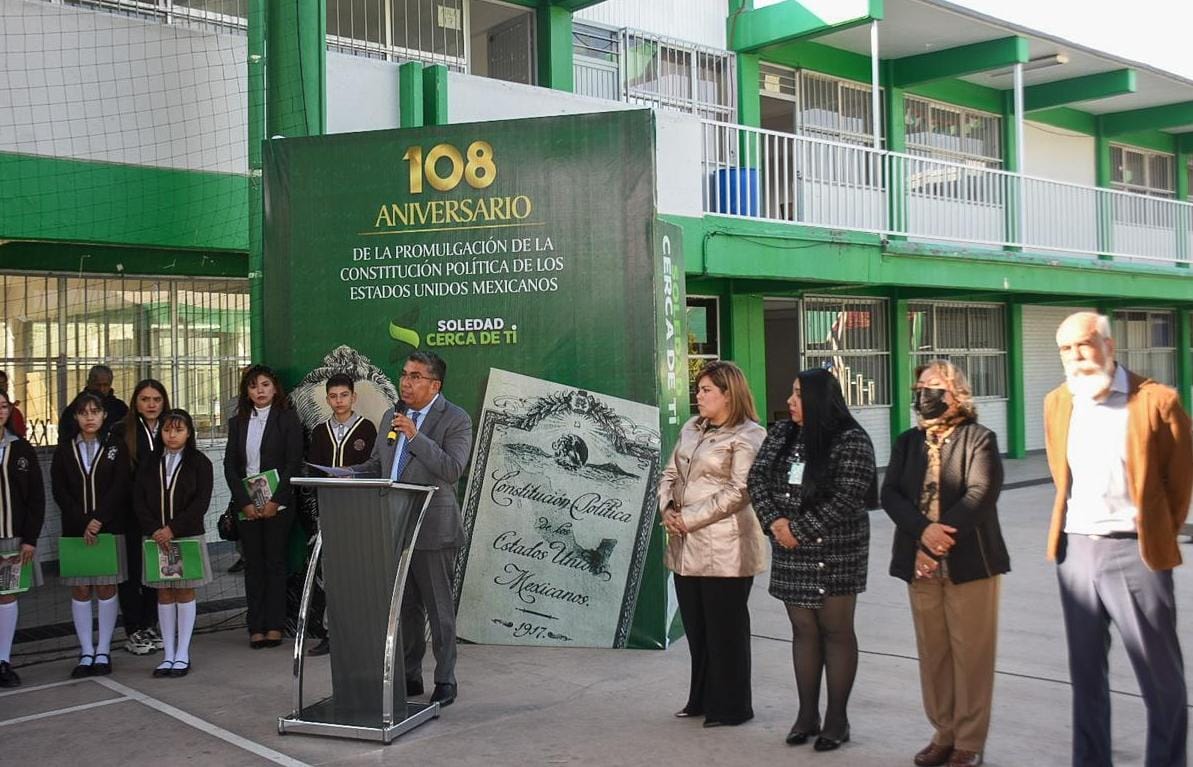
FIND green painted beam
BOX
[890,296,912,439]
[1178,309,1193,412]
[537,4,574,91]
[248,0,266,359]
[1005,301,1026,457]
[729,1,878,54]
[1100,100,1193,135]
[1180,133,1193,153]
[399,62,425,128]
[422,64,449,126]
[0,241,246,278]
[550,0,605,10]
[1023,69,1136,112]
[890,36,1028,88]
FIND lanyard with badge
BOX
[787,442,806,486]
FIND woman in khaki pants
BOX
[660,361,767,728]
[881,361,1009,767]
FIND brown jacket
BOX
[1044,370,1193,570]
[659,416,768,577]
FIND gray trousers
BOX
[1057,534,1187,767]
[402,547,458,686]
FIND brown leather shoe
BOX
[947,749,983,767]
[914,743,954,767]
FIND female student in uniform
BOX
[134,408,213,678]
[51,391,131,678]
[0,389,45,688]
[223,365,303,649]
[110,379,170,656]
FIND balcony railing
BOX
[702,121,1193,266]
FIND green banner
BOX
[263,110,685,648]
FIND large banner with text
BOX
[262,110,688,649]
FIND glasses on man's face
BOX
[400,371,438,383]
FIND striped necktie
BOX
[393,410,421,480]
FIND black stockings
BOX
[785,594,858,740]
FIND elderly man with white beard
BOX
[1043,311,1192,767]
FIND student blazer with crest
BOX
[51,438,131,536]
[134,450,213,538]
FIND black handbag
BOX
[217,501,240,542]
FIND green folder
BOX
[240,468,281,520]
[143,539,205,583]
[58,534,120,578]
[0,551,32,595]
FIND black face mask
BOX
[914,388,949,419]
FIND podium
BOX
[279,478,438,743]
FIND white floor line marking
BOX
[0,678,91,698]
[92,677,314,767]
[0,696,132,728]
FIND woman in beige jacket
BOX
[660,361,768,728]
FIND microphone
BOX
[386,399,408,446]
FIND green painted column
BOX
[1176,145,1190,266]
[728,292,767,415]
[537,5,574,92]
[1005,301,1026,457]
[1094,122,1114,260]
[1001,90,1022,250]
[248,0,266,359]
[1177,308,1192,412]
[737,53,761,128]
[883,69,907,237]
[265,0,326,137]
[890,296,912,437]
[422,64,449,126]
[399,61,425,128]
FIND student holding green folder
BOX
[135,409,213,678]
[51,391,131,679]
[0,389,45,689]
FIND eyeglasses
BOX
[400,372,439,383]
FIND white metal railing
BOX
[702,120,1193,266]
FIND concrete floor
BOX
[3,479,1191,767]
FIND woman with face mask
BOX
[880,361,1009,767]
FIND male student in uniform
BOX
[305,373,377,657]
[357,351,473,707]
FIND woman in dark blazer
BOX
[748,368,877,752]
[223,365,304,649]
[882,361,1007,767]
[0,389,45,689]
[135,409,213,678]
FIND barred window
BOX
[801,296,890,406]
[326,0,467,68]
[908,302,1007,398]
[1113,309,1176,385]
[0,272,250,446]
[758,66,881,147]
[1111,145,1174,198]
[65,0,248,32]
[905,96,1001,168]
[687,296,720,408]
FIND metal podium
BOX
[279,478,438,743]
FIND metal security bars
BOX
[1112,144,1175,198]
[905,96,1001,168]
[908,302,1008,398]
[573,25,736,122]
[326,0,466,68]
[1113,309,1177,385]
[63,0,248,32]
[701,120,1193,266]
[801,296,891,407]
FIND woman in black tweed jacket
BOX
[748,368,877,753]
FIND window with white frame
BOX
[1111,145,1174,198]
[686,296,720,407]
[758,66,882,147]
[905,96,1002,168]
[326,0,467,68]
[1113,309,1176,385]
[0,272,251,446]
[801,296,890,407]
[908,302,1007,398]
[573,26,736,123]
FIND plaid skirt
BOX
[142,535,212,590]
[0,536,44,590]
[58,536,129,587]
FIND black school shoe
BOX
[169,660,190,678]
[70,654,95,679]
[0,660,20,688]
[91,654,112,676]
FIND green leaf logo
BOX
[389,322,421,348]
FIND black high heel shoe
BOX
[813,725,851,751]
[785,723,820,745]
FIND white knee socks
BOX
[71,599,95,661]
[175,601,196,664]
[157,602,177,666]
[95,596,118,657]
[0,601,17,663]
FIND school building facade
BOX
[2,0,1193,470]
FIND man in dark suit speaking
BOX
[358,351,473,707]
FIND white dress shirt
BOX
[1064,364,1138,535]
[245,404,271,477]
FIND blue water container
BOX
[714,168,760,216]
